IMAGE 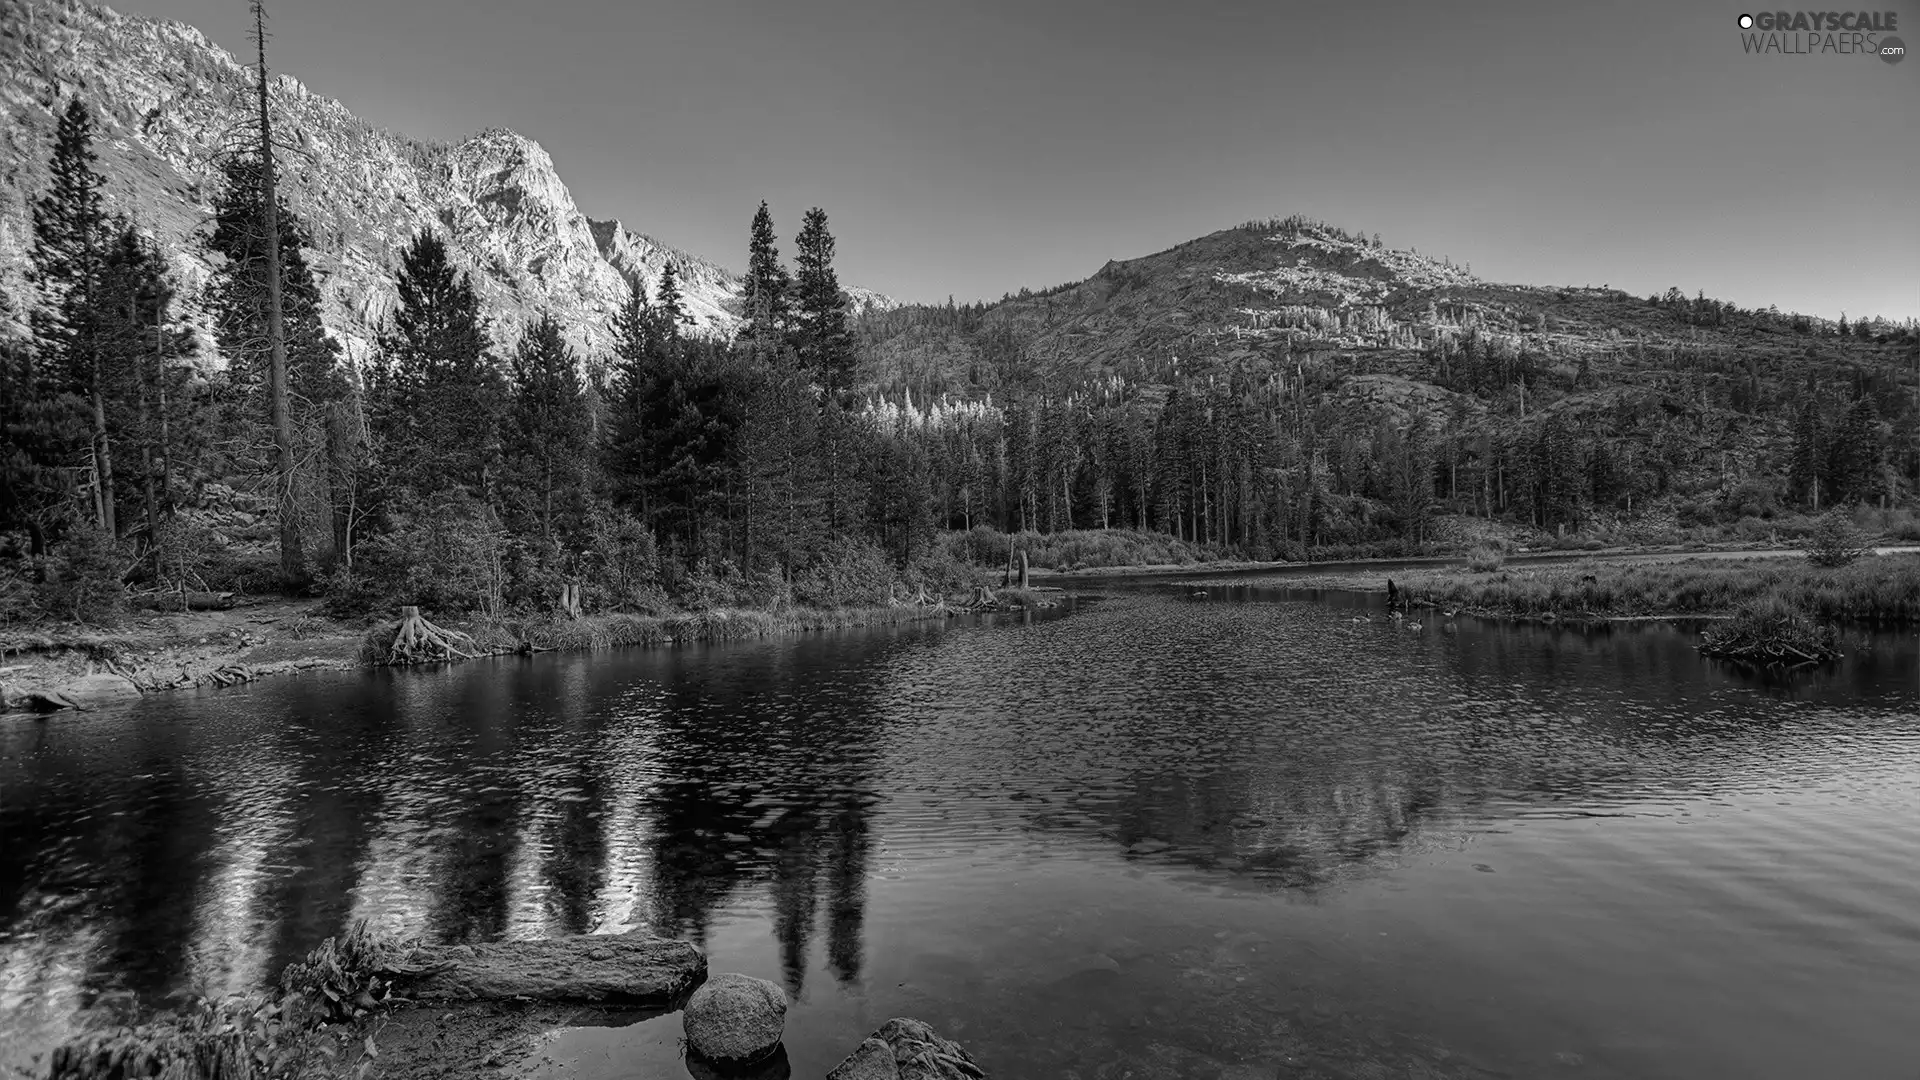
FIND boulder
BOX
[684,1042,792,1080]
[682,972,787,1067]
[826,1018,986,1080]
[376,931,704,1005]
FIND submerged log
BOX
[375,931,705,1006]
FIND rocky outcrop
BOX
[375,931,704,1006]
[827,1019,987,1080]
[682,972,788,1068]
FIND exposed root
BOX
[384,606,479,665]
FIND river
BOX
[3,585,1918,1079]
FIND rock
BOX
[684,1043,792,1080]
[827,1038,897,1080]
[376,931,703,1005]
[826,1018,986,1080]
[683,972,787,1067]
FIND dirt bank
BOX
[1,598,365,711]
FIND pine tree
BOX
[368,231,503,504]
[738,202,790,351]
[1788,401,1825,510]
[735,352,825,576]
[793,207,854,401]
[97,224,192,567]
[29,97,114,533]
[0,283,90,555]
[206,154,347,567]
[504,313,594,545]
[655,260,691,333]
[604,275,661,515]
[1831,395,1883,505]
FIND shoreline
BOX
[1026,540,1920,582]
[10,544,1916,710]
[1,599,973,714]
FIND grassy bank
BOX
[360,603,952,665]
[1391,553,1920,624]
[2,597,969,712]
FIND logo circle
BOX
[1880,35,1906,63]
[1737,13,1753,28]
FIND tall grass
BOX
[361,605,947,664]
[946,527,1234,572]
[1400,554,1920,624]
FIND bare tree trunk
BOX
[89,377,116,535]
[155,293,173,517]
[254,0,303,583]
[135,301,159,579]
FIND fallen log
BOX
[374,931,705,1006]
[131,590,236,612]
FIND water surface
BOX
[3,588,1918,1079]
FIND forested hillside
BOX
[851,217,1920,557]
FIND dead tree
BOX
[251,0,303,583]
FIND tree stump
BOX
[385,605,479,664]
[1017,550,1030,590]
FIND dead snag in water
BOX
[384,606,479,664]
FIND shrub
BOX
[792,536,894,608]
[581,507,664,613]
[1807,508,1873,568]
[34,526,129,625]
[327,490,509,616]
[1464,541,1506,572]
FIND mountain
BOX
[0,0,894,364]
[860,217,1918,511]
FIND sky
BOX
[124,0,1919,319]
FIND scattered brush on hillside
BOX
[1400,554,1920,624]
[1698,595,1841,665]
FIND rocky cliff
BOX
[0,0,892,364]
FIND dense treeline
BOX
[1,99,968,623]
[3,99,1916,625]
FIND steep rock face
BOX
[0,0,892,363]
